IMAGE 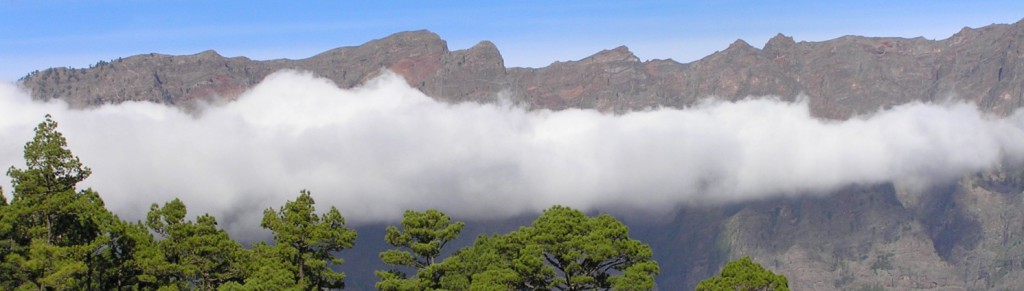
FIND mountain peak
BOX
[763,33,796,54]
[587,45,640,63]
[470,40,497,51]
[716,39,759,57]
[368,30,445,49]
[193,50,222,58]
[728,39,754,50]
[459,40,504,66]
[390,29,441,39]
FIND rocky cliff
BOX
[20,19,1024,119]
[17,19,1024,290]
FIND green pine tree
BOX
[696,256,789,291]
[145,198,248,289]
[260,190,357,289]
[375,209,465,290]
[434,206,659,290]
[1,115,129,289]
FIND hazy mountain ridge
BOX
[16,20,1024,290]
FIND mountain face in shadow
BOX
[17,19,1024,290]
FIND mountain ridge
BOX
[19,18,1024,120]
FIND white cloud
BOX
[2,70,1023,237]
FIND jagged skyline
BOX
[3,1,1023,81]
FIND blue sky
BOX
[2,1,1022,82]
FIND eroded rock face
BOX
[21,50,274,108]
[701,168,1024,290]
[19,19,1024,119]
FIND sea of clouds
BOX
[2,70,1024,237]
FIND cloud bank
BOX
[2,70,1023,236]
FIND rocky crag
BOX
[18,19,1024,290]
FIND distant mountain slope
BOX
[19,19,1024,119]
